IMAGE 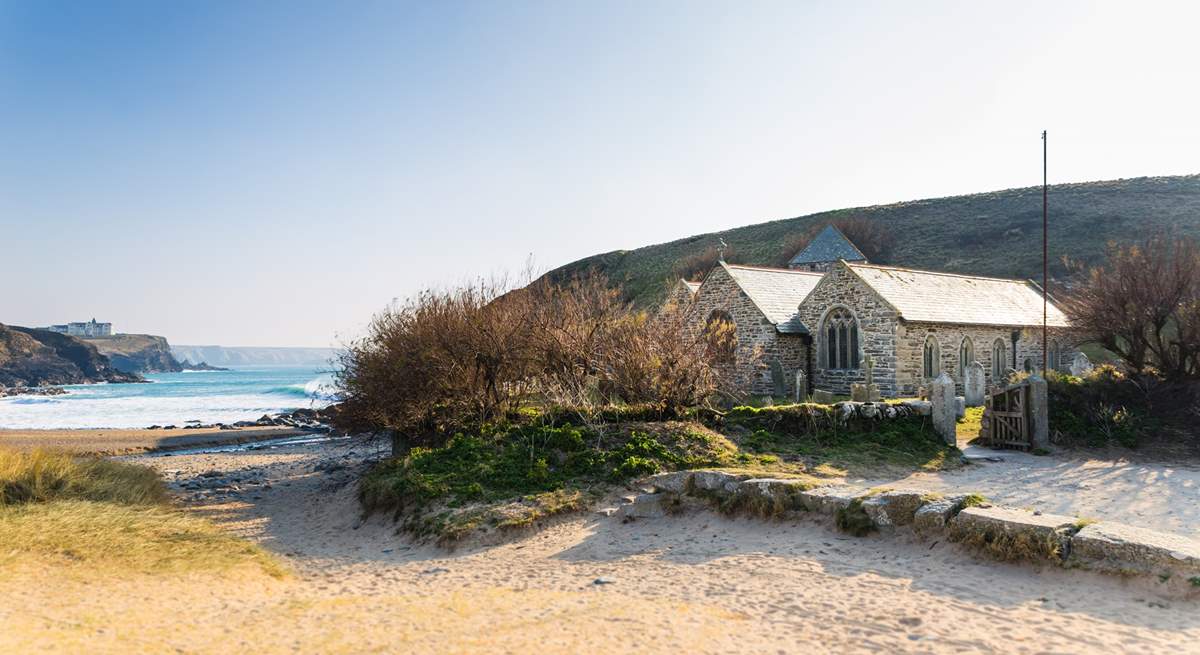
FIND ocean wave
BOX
[264,377,338,401]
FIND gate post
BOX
[1027,374,1049,450]
[929,372,957,446]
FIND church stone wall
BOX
[796,263,900,397]
[683,266,808,398]
[896,322,1083,397]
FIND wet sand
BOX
[0,426,309,456]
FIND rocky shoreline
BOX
[145,404,343,433]
[0,385,69,398]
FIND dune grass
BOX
[0,448,284,578]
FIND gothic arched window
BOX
[958,337,975,380]
[923,335,940,379]
[992,339,1007,380]
[822,308,860,370]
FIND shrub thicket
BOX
[335,273,727,446]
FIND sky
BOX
[2,1,1199,347]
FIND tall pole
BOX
[1042,130,1048,377]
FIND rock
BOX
[731,478,812,513]
[639,471,693,494]
[596,507,618,517]
[1069,522,1200,576]
[949,506,1077,560]
[200,470,222,478]
[593,577,617,585]
[913,496,966,535]
[689,470,750,494]
[617,493,668,519]
[798,486,865,515]
[860,490,927,527]
[901,400,932,416]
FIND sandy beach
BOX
[3,436,1193,654]
[0,426,310,456]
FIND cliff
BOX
[81,334,184,374]
[0,324,143,387]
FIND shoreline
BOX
[0,426,318,456]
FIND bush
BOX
[336,273,727,445]
[1046,368,1149,448]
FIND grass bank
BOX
[360,404,961,544]
[0,448,284,578]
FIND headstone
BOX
[850,383,868,402]
[866,384,881,402]
[928,373,957,446]
[812,389,835,404]
[1028,374,1049,450]
[1069,352,1093,377]
[964,361,986,407]
[862,353,875,386]
[794,370,808,403]
[769,360,787,397]
[955,396,966,419]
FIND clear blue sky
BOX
[3,1,1198,346]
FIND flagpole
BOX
[1042,130,1048,377]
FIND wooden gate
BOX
[978,383,1031,450]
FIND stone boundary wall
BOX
[622,471,1200,596]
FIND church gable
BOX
[787,225,868,271]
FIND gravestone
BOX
[794,370,808,403]
[861,353,881,401]
[928,372,957,446]
[850,383,868,402]
[769,360,787,397]
[1069,352,1093,377]
[955,396,966,419]
[812,389,835,404]
[964,361,986,407]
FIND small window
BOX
[991,339,1006,380]
[958,337,975,380]
[923,335,940,379]
[822,307,860,370]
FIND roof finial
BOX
[717,238,728,263]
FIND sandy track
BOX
[39,437,1185,654]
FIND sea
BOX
[0,366,337,430]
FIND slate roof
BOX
[787,225,868,266]
[721,263,824,333]
[845,263,1072,328]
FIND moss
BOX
[960,493,989,509]
[1190,576,1200,588]
[835,498,875,537]
[1072,517,1097,531]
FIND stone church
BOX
[673,227,1079,399]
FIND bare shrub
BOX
[775,216,892,267]
[336,272,727,444]
[1063,233,1200,379]
[672,244,740,282]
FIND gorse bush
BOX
[335,272,727,445]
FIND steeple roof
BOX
[787,224,867,266]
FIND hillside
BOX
[81,334,182,374]
[543,175,1200,306]
[171,345,336,368]
[0,324,142,387]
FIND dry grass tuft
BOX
[0,448,168,506]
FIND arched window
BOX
[923,335,940,379]
[958,337,975,380]
[704,310,737,363]
[991,339,1006,380]
[822,307,859,370]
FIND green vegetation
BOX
[958,406,983,443]
[961,493,989,509]
[0,448,283,577]
[541,176,1200,307]
[722,404,962,477]
[835,498,875,537]
[951,526,1063,562]
[1046,367,1153,448]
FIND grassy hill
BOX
[543,175,1200,306]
